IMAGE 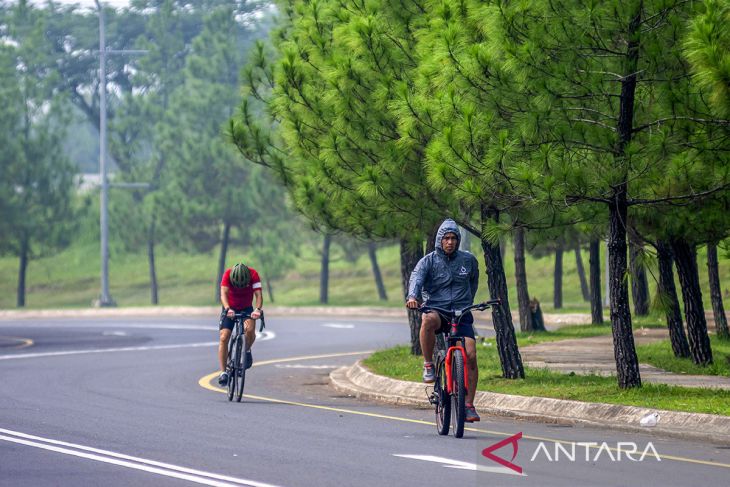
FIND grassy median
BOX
[635,336,730,377]
[363,325,730,416]
[514,321,730,377]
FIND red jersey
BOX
[221,267,262,309]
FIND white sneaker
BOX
[422,363,435,383]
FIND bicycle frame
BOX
[444,336,468,395]
[425,299,500,395]
[424,299,499,438]
[226,310,266,402]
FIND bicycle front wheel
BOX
[451,349,466,438]
[234,335,246,402]
[226,338,236,401]
[435,357,451,436]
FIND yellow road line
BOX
[252,350,374,368]
[0,336,33,349]
[198,352,730,470]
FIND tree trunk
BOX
[607,194,642,388]
[481,205,524,379]
[368,242,388,301]
[425,221,440,254]
[629,237,650,316]
[17,234,29,308]
[513,227,533,331]
[530,298,546,331]
[266,279,275,303]
[655,241,690,358]
[671,238,713,365]
[574,243,590,302]
[147,218,158,305]
[401,239,424,355]
[606,4,642,389]
[215,221,231,303]
[320,233,331,304]
[707,242,730,340]
[459,226,471,252]
[589,239,604,324]
[553,245,563,309]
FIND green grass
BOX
[363,345,730,416]
[1,231,728,312]
[636,336,730,377]
[512,320,666,346]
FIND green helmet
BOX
[230,263,251,288]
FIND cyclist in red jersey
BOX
[217,262,263,386]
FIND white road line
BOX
[321,323,355,329]
[0,331,275,361]
[274,364,339,369]
[0,428,283,487]
[4,323,218,331]
[0,342,217,360]
[392,454,525,476]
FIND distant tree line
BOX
[0,0,308,306]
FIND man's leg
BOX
[464,337,478,405]
[244,318,256,369]
[419,312,441,363]
[419,312,441,382]
[218,328,232,372]
[244,318,256,350]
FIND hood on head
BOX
[435,219,460,251]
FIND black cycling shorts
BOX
[424,310,475,340]
[219,306,254,331]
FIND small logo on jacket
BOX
[459,266,468,275]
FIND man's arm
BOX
[221,286,234,317]
[406,255,429,308]
[251,289,263,319]
[469,255,479,301]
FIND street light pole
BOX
[96,0,113,306]
[94,0,148,307]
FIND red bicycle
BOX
[425,300,499,438]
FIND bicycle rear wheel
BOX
[226,338,236,401]
[234,335,247,402]
[435,356,451,435]
[451,348,466,438]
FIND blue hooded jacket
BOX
[407,219,479,310]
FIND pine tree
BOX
[479,0,729,385]
[0,1,77,307]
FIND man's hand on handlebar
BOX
[405,297,419,309]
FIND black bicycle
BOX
[226,310,265,402]
[425,299,499,438]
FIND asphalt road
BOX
[0,315,728,487]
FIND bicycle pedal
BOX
[425,386,437,405]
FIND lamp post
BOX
[94,0,147,307]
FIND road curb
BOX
[330,360,730,445]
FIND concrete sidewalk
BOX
[520,327,730,390]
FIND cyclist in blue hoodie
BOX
[406,219,481,422]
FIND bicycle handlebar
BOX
[421,298,501,317]
[232,311,266,332]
